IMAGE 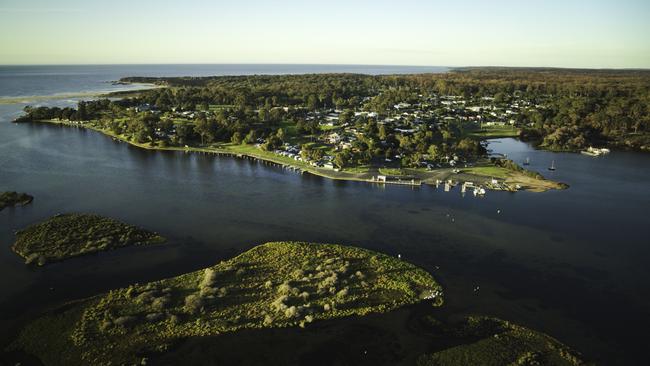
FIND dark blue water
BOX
[0,65,649,364]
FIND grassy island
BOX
[9,241,442,365]
[0,191,34,210]
[11,213,165,266]
[416,315,583,366]
[6,241,584,365]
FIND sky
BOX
[0,0,648,68]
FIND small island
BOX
[416,315,582,366]
[0,191,34,211]
[10,241,442,365]
[11,213,165,266]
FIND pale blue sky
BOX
[1,0,648,67]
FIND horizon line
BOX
[0,62,649,71]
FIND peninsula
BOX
[25,69,645,193]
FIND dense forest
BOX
[122,68,650,151]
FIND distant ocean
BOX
[0,64,448,98]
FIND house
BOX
[394,102,412,109]
[325,113,340,123]
[135,103,152,112]
[326,132,341,144]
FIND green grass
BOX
[416,316,583,366]
[378,168,406,176]
[12,241,441,365]
[11,213,165,266]
[460,166,510,179]
[320,124,341,131]
[0,191,33,210]
[466,125,520,138]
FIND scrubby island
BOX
[7,241,584,365]
[416,315,583,366]
[9,241,442,365]
[0,191,33,210]
[12,213,165,266]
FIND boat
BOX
[548,160,556,171]
[523,157,530,165]
[581,146,611,156]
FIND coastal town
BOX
[17,74,572,194]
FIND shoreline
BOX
[0,83,159,105]
[20,119,567,193]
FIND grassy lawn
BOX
[378,168,406,176]
[466,125,520,138]
[320,124,342,132]
[341,165,372,174]
[460,166,510,179]
[12,241,442,365]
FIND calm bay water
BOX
[0,65,649,364]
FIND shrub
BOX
[145,313,164,322]
[319,273,338,290]
[199,268,217,289]
[336,288,349,299]
[113,316,136,327]
[263,314,274,326]
[285,306,299,318]
[292,269,304,278]
[184,294,203,314]
[136,291,156,305]
[277,281,292,295]
[299,291,310,301]
[200,286,217,297]
[290,287,300,296]
[151,296,170,311]
[271,295,289,312]
[99,320,112,332]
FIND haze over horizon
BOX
[1,0,649,69]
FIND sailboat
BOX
[523,157,530,166]
[548,160,556,171]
